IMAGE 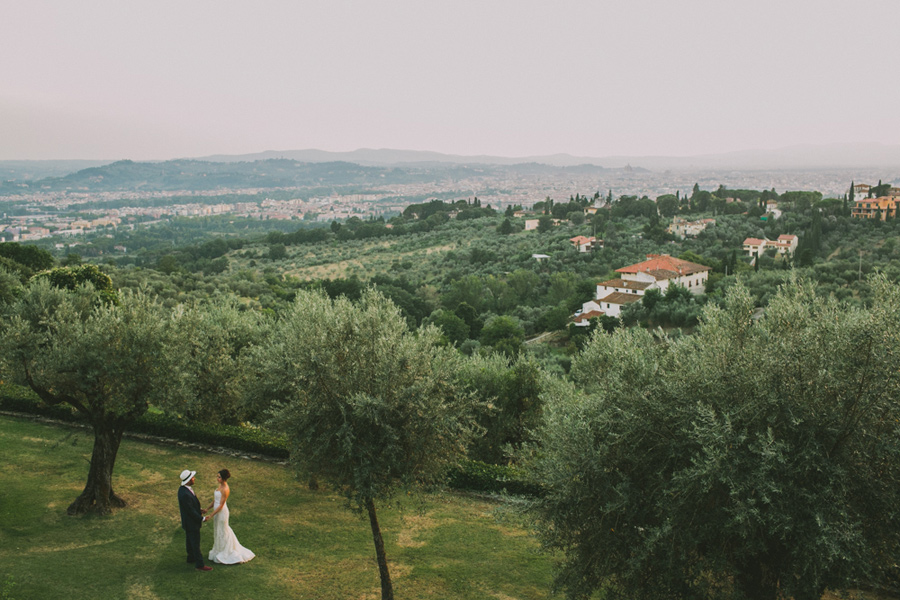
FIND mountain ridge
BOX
[2,143,898,184]
[194,143,900,170]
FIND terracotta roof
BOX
[743,238,765,245]
[777,234,797,241]
[574,310,605,323]
[598,291,644,305]
[570,235,595,243]
[597,278,652,290]
[646,269,681,281]
[616,254,710,277]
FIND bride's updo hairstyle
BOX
[219,469,231,481]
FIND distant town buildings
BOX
[1,168,894,249]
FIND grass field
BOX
[0,415,553,600]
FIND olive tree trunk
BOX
[66,419,126,515]
[365,496,394,600]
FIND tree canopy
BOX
[0,281,191,514]
[254,288,480,599]
[525,276,900,600]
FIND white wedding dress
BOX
[208,489,255,564]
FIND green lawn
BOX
[0,415,552,600]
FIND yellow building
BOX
[851,197,898,220]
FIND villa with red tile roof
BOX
[743,235,799,256]
[772,234,799,254]
[851,197,899,220]
[614,254,710,293]
[569,235,601,252]
[850,183,871,197]
[575,254,711,324]
[743,238,766,256]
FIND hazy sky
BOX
[2,0,898,161]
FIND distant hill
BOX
[197,148,620,168]
[0,159,113,182]
[197,143,900,170]
[0,159,428,194]
[2,144,897,191]
[0,157,619,195]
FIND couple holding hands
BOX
[177,468,256,571]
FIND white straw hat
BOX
[179,469,196,486]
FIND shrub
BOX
[446,459,543,497]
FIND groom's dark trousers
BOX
[178,485,206,568]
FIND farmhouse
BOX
[569,235,601,252]
[575,254,711,324]
[742,234,799,256]
[771,234,799,254]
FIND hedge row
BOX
[0,385,541,497]
[0,386,289,458]
[446,459,543,497]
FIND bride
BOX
[206,469,255,564]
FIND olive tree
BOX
[0,266,23,306]
[0,281,192,515]
[255,289,479,600]
[525,276,900,600]
[173,297,270,425]
[457,352,543,464]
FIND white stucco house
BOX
[569,235,601,252]
[743,234,799,256]
[574,254,711,324]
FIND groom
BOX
[178,469,213,571]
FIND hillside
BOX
[0,159,430,194]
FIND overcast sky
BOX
[2,0,898,161]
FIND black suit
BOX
[178,485,205,568]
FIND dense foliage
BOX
[526,276,900,600]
